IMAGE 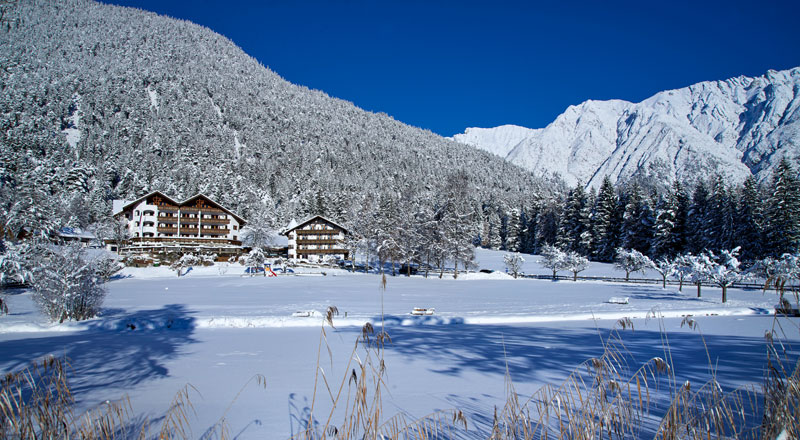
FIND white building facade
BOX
[113,191,246,259]
[284,216,348,262]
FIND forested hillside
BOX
[0,0,553,238]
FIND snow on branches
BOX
[503,253,524,279]
[28,243,111,322]
[614,248,653,281]
[538,245,588,281]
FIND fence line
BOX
[519,273,777,290]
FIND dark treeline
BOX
[479,158,800,263]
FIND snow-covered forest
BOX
[1,0,799,266]
[0,0,552,241]
[494,158,800,262]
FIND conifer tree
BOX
[735,176,765,260]
[765,158,800,255]
[621,183,653,255]
[591,176,620,262]
[687,181,711,253]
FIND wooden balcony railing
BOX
[297,239,339,245]
[297,248,347,255]
[201,229,229,235]
[200,218,230,225]
[158,205,179,212]
[179,227,199,234]
[158,216,178,223]
[157,226,178,233]
[180,206,223,213]
[295,229,338,235]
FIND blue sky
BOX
[103,0,799,137]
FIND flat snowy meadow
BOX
[0,248,796,438]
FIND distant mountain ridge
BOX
[453,68,800,187]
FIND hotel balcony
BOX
[180,206,223,213]
[297,239,339,245]
[295,229,338,235]
[201,228,230,235]
[179,227,199,234]
[157,226,178,233]
[200,218,230,225]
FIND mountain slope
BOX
[453,68,800,187]
[0,0,547,229]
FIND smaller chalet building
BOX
[113,191,246,260]
[283,216,348,262]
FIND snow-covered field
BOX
[0,249,796,438]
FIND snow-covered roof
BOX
[58,227,96,240]
[280,218,298,235]
[282,215,348,235]
[115,191,246,226]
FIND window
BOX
[233,225,237,230]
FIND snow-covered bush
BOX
[200,253,217,266]
[93,254,124,282]
[29,243,108,322]
[751,254,800,298]
[123,254,153,267]
[701,248,747,303]
[0,242,33,285]
[170,254,201,277]
[614,248,653,281]
[243,248,268,276]
[539,245,567,280]
[503,253,525,279]
[563,251,589,281]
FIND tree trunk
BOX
[662,275,666,288]
[552,269,557,280]
[407,262,412,277]
[573,271,577,281]
[424,250,431,279]
[722,285,727,303]
[696,283,701,298]
[625,270,630,282]
[679,278,683,291]
[453,258,459,280]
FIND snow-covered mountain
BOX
[454,68,800,187]
[0,0,546,228]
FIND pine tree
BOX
[735,176,765,260]
[705,175,735,252]
[621,183,654,255]
[687,181,711,253]
[557,183,590,254]
[591,176,620,262]
[765,158,800,256]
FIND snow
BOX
[453,67,800,187]
[62,94,82,151]
[233,130,244,160]
[0,249,795,438]
[146,85,159,112]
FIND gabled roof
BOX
[115,191,246,226]
[180,193,247,225]
[117,191,178,214]
[282,215,348,236]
